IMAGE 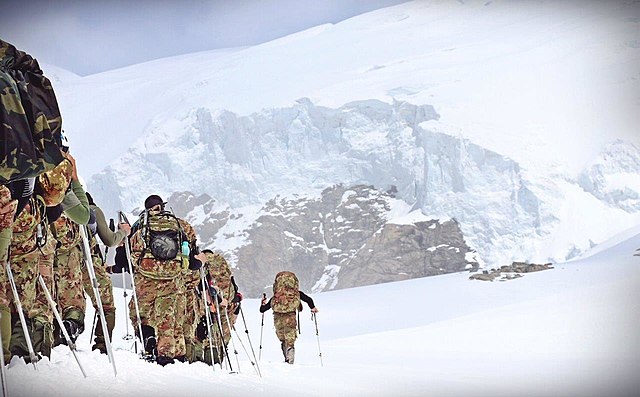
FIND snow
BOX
[5,223,640,397]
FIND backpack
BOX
[272,271,300,314]
[205,252,234,300]
[0,40,64,184]
[143,210,186,261]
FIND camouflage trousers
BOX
[8,245,55,325]
[82,255,114,312]
[274,311,298,348]
[130,274,180,358]
[174,282,186,357]
[0,184,17,310]
[54,246,85,322]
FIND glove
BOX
[232,292,243,303]
[195,316,208,341]
[233,301,241,315]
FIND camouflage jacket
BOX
[130,209,198,280]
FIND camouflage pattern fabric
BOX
[133,275,180,358]
[82,252,114,311]
[0,39,64,184]
[273,312,298,347]
[272,271,300,314]
[0,184,16,310]
[0,184,17,231]
[9,238,56,325]
[53,245,85,321]
[174,279,187,357]
[130,210,198,280]
[204,252,238,344]
[8,195,55,323]
[51,212,81,253]
[10,196,44,256]
[38,158,72,207]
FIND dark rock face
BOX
[469,262,554,282]
[336,219,476,289]
[168,185,479,298]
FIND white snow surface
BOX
[5,224,640,397]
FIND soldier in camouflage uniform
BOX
[129,194,205,366]
[50,154,90,345]
[8,157,73,361]
[201,250,242,365]
[260,271,318,364]
[1,39,65,361]
[83,193,130,354]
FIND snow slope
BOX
[5,225,639,397]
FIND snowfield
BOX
[6,227,639,397]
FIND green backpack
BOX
[272,271,300,314]
[143,210,187,261]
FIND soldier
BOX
[50,153,90,345]
[8,156,73,361]
[260,271,318,364]
[201,250,242,365]
[83,192,131,354]
[129,194,205,366]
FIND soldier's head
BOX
[144,194,165,212]
[38,157,73,206]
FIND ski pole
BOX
[312,313,323,367]
[89,310,98,347]
[199,267,216,372]
[121,271,133,340]
[238,306,262,377]
[223,305,241,373]
[0,311,8,397]
[37,275,87,378]
[80,226,117,376]
[5,261,38,369]
[120,211,144,356]
[259,293,265,361]
[211,286,232,372]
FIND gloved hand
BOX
[195,316,208,341]
[232,292,243,303]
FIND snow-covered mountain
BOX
[46,0,640,291]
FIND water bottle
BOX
[181,241,190,256]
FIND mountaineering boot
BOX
[0,306,11,363]
[285,346,295,364]
[156,355,175,366]
[192,340,204,363]
[31,319,53,359]
[61,319,82,344]
[204,346,222,366]
[9,316,36,362]
[93,308,115,354]
[141,324,157,358]
[58,307,84,345]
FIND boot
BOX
[203,346,222,366]
[92,308,115,354]
[192,340,204,363]
[10,316,34,361]
[285,346,295,364]
[156,355,175,366]
[31,319,53,359]
[61,319,82,344]
[0,306,11,363]
[141,324,157,358]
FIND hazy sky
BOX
[0,0,408,76]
